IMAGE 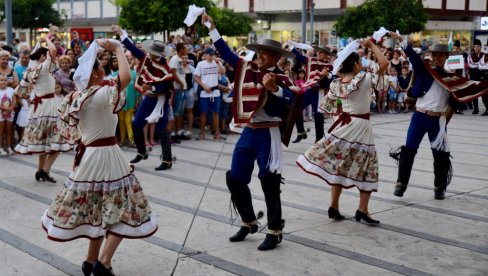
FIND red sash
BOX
[32,93,55,112]
[328,112,370,133]
[73,136,117,169]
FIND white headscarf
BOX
[332,40,360,75]
[73,41,100,91]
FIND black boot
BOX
[226,171,257,241]
[257,173,284,251]
[433,150,452,200]
[392,146,416,197]
[229,224,258,242]
[292,132,307,143]
[130,126,147,164]
[258,219,285,251]
[155,129,173,171]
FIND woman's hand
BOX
[96,39,122,53]
[201,13,216,31]
[361,39,374,49]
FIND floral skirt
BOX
[296,119,379,191]
[41,173,158,241]
[15,99,72,154]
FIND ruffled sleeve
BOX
[58,91,82,143]
[108,76,126,113]
[319,80,339,114]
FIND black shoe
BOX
[93,260,114,276]
[155,161,172,171]
[257,233,283,251]
[473,110,479,114]
[481,111,488,116]
[328,207,345,220]
[129,153,148,164]
[82,261,93,276]
[292,133,307,143]
[355,210,380,224]
[393,183,407,197]
[39,169,56,183]
[229,224,258,242]
[35,171,41,181]
[434,187,446,200]
[177,134,191,141]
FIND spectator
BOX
[218,67,232,134]
[14,50,30,81]
[387,67,399,113]
[0,75,15,156]
[194,47,223,140]
[53,55,76,93]
[64,48,76,68]
[397,67,411,113]
[181,55,196,137]
[0,50,19,89]
[98,52,112,79]
[169,43,191,140]
[70,31,86,51]
[71,40,84,68]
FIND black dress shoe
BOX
[39,169,56,183]
[81,261,93,276]
[177,134,191,140]
[257,233,282,251]
[481,111,488,116]
[292,133,307,143]
[393,183,407,197]
[129,153,148,164]
[328,207,345,220]
[154,161,172,171]
[355,210,380,224]
[93,260,114,276]
[229,224,258,242]
[434,187,446,200]
[35,171,41,181]
[473,110,479,114]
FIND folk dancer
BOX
[389,32,488,199]
[113,25,175,171]
[289,44,333,143]
[202,14,303,250]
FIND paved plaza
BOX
[1,111,487,276]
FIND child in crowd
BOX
[0,75,15,156]
[54,80,65,104]
[387,67,399,113]
[397,67,411,113]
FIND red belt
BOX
[73,136,117,169]
[32,93,55,112]
[328,112,370,133]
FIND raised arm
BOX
[97,39,131,92]
[113,25,145,60]
[291,47,307,65]
[364,39,388,75]
[202,13,240,69]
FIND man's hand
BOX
[201,13,216,31]
[321,68,329,76]
[142,83,152,91]
[263,73,279,92]
[204,86,212,93]
[389,31,402,42]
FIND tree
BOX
[334,0,428,39]
[114,0,253,36]
[0,0,63,29]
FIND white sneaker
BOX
[7,148,14,156]
[183,130,192,136]
[0,149,8,157]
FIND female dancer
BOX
[41,39,157,276]
[14,37,71,182]
[297,39,388,223]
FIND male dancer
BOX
[467,39,484,114]
[390,32,454,200]
[289,44,333,143]
[202,14,302,250]
[113,25,174,171]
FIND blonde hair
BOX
[0,50,11,58]
[58,55,72,64]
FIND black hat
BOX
[245,39,294,59]
[474,39,482,46]
[430,43,450,53]
[453,40,460,47]
[313,45,331,54]
[141,40,166,57]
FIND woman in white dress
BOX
[296,39,388,224]
[14,37,72,182]
[41,39,157,276]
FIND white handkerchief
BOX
[332,40,360,75]
[372,27,389,42]
[244,50,255,61]
[73,42,100,91]
[289,40,313,51]
[184,4,206,27]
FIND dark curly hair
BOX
[338,52,360,74]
